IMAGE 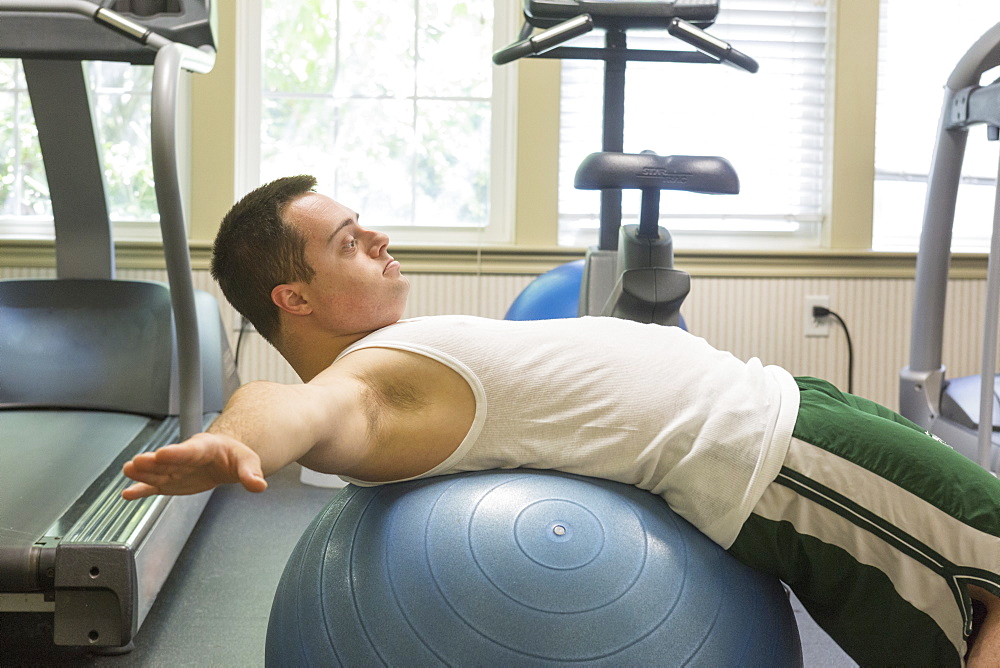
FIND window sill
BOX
[0,238,990,279]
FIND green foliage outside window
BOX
[259,0,494,230]
[0,60,48,218]
[0,59,157,232]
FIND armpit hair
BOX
[354,371,426,446]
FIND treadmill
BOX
[900,21,1000,472]
[0,1,238,650]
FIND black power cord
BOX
[234,315,251,369]
[813,306,854,394]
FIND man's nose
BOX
[366,229,390,256]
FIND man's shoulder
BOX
[324,345,459,385]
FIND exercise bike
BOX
[495,0,757,326]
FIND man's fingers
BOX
[152,441,214,465]
[123,451,156,470]
[124,455,196,481]
[122,482,159,500]
[241,472,268,493]
[120,432,267,499]
[237,455,267,493]
[123,469,177,488]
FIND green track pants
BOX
[728,377,1000,666]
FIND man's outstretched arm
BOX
[122,377,370,499]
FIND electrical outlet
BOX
[805,295,831,337]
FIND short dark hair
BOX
[211,175,318,346]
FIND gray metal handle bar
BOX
[666,17,757,73]
[0,0,215,72]
[906,21,1000,471]
[910,24,1000,372]
[910,21,1000,374]
[152,43,205,439]
[493,14,594,65]
[493,13,758,73]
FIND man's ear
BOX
[271,283,312,316]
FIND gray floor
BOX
[2,465,856,667]
[791,595,858,667]
[0,465,332,667]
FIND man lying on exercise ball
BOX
[123,175,1000,667]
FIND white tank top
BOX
[336,316,799,548]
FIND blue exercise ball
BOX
[505,260,584,320]
[266,470,802,667]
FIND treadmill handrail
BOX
[976,158,1000,469]
[908,94,968,373]
[906,21,1000,472]
[947,21,1000,91]
[153,43,204,440]
[909,21,1000,374]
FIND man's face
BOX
[283,192,410,335]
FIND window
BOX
[0,59,47,237]
[238,0,517,246]
[0,60,161,240]
[873,0,1000,251]
[557,0,829,249]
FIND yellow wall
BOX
[826,0,879,249]
[513,58,561,248]
[189,0,238,245]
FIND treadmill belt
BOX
[0,410,151,538]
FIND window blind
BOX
[558,0,829,249]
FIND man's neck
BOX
[277,328,372,382]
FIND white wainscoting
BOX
[2,265,993,411]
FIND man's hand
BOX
[121,432,268,500]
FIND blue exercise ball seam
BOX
[378,473,691,663]
[676,567,727,666]
[332,487,403,666]
[666,540,780,666]
[388,477,468,665]
[308,489,363,668]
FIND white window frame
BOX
[235,0,519,247]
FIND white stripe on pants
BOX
[752,436,1000,659]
